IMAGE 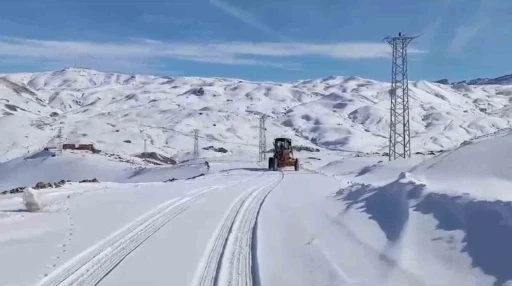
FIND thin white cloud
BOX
[450,24,485,53]
[210,42,425,59]
[0,37,426,73]
[449,0,497,53]
[208,0,282,39]
[417,0,453,48]
[0,56,174,76]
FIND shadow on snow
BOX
[338,178,512,285]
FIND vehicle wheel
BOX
[268,157,274,170]
[295,159,299,171]
[273,157,278,171]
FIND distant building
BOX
[62,141,100,153]
[76,144,94,151]
[62,144,76,150]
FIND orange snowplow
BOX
[268,138,299,171]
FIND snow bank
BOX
[332,130,512,285]
[338,172,512,285]
[125,163,208,183]
[22,188,41,212]
[319,155,426,186]
[411,130,512,200]
[0,151,207,191]
[0,151,133,191]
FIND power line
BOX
[385,32,416,161]
[142,124,259,147]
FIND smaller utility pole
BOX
[259,115,267,162]
[144,138,147,153]
[57,125,63,155]
[193,129,199,159]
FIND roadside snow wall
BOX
[339,172,512,285]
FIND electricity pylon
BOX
[385,32,416,161]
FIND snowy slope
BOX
[330,130,512,285]
[410,129,512,200]
[463,74,512,86]
[1,68,512,162]
[2,123,512,285]
[0,164,261,286]
[0,149,208,191]
[4,68,512,286]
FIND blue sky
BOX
[0,0,511,81]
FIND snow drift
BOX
[410,129,512,200]
[22,188,41,212]
[0,150,208,192]
[336,131,512,285]
[339,172,512,285]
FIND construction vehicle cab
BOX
[269,138,299,171]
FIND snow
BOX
[410,131,512,200]
[2,68,512,286]
[22,188,41,212]
[1,140,512,285]
[329,132,512,285]
[2,68,512,162]
[0,150,208,192]
[0,165,252,286]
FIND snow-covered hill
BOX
[321,130,512,285]
[2,68,512,162]
[437,74,512,86]
[462,74,512,86]
[2,67,512,285]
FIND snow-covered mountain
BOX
[464,74,512,85]
[2,67,512,162]
[437,74,512,86]
[2,68,512,286]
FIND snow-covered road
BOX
[257,170,423,286]
[96,168,283,286]
[3,68,512,286]
[1,163,296,286]
[1,161,446,286]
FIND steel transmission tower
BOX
[385,32,416,161]
[259,115,267,162]
[193,129,199,159]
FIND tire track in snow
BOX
[35,184,224,286]
[194,171,284,286]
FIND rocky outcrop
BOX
[134,152,177,165]
[434,79,450,85]
[293,145,320,152]
[34,180,67,189]
[79,178,99,183]
[202,146,228,153]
